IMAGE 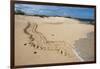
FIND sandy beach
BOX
[15,15,94,66]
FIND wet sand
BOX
[14,15,94,66]
[74,32,95,61]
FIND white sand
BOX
[15,15,94,66]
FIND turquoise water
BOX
[15,3,95,20]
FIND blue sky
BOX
[15,4,95,19]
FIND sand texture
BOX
[15,15,94,66]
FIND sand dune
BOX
[15,15,94,66]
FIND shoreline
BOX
[74,32,94,61]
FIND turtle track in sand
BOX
[23,22,79,58]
